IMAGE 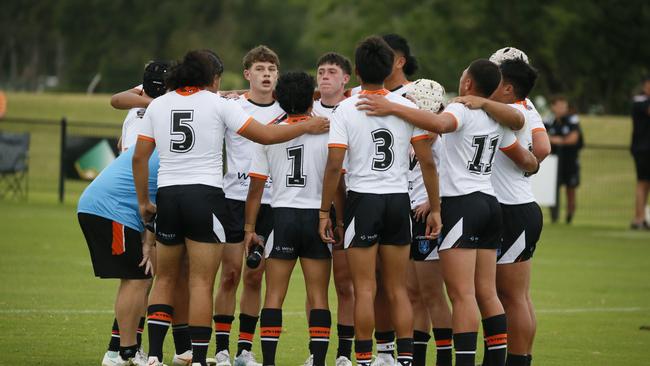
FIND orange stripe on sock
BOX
[356,352,372,360]
[214,323,232,332]
[486,333,508,346]
[239,332,254,341]
[309,327,331,337]
[260,327,282,337]
[435,339,452,347]
[148,312,172,322]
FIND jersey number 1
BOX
[286,145,306,187]
[170,110,195,153]
[468,135,499,174]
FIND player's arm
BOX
[243,176,266,253]
[356,94,457,133]
[319,147,346,243]
[111,87,152,109]
[412,138,442,238]
[502,141,540,173]
[332,173,347,247]
[532,129,551,162]
[453,95,525,130]
[132,137,156,221]
[238,116,329,145]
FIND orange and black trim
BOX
[176,86,202,96]
[359,88,390,96]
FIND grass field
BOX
[1,92,649,365]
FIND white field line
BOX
[0,307,647,315]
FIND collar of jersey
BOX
[244,92,276,107]
[359,88,389,96]
[285,115,311,124]
[176,86,202,96]
[514,99,528,107]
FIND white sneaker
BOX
[147,356,165,366]
[234,350,262,366]
[335,356,353,366]
[132,348,148,366]
[102,351,131,366]
[371,354,396,366]
[207,350,231,366]
[302,354,314,366]
[172,350,193,366]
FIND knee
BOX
[446,286,474,305]
[334,279,354,301]
[220,267,242,292]
[243,269,263,290]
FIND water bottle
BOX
[246,236,265,269]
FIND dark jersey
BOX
[545,113,582,160]
[631,94,650,153]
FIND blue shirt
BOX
[78,147,159,232]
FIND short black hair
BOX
[499,59,538,100]
[166,49,223,90]
[317,52,352,76]
[275,71,316,115]
[382,33,418,76]
[467,59,501,97]
[355,36,394,84]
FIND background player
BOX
[246,71,336,366]
[211,45,285,366]
[132,49,328,366]
[312,52,355,366]
[319,36,442,366]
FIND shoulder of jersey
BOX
[387,92,416,108]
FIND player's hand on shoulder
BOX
[305,116,330,134]
[451,95,487,109]
[425,210,442,239]
[356,94,394,116]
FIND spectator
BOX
[630,76,650,230]
[545,95,583,223]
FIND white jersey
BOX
[249,116,328,209]
[312,99,339,118]
[350,83,411,97]
[329,89,429,194]
[222,94,285,203]
[138,87,253,188]
[439,102,518,197]
[492,101,546,204]
[408,136,445,208]
[120,85,145,152]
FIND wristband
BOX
[244,223,255,232]
[319,211,330,219]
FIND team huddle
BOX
[78,34,550,366]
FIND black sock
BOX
[432,328,452,366]
[505,354,528,366]
[375,330,396,359]
[481,333,488,366]
[213,314,234,354]
[354,339,373,366]
[119,344,138,360]
[190,325,212,366]
[147,304,174,362]
[260,308,282,366]
[136,317,145,348]
[237,313,259,356]
[172,323,192,354]
[396,338,414,366]
[413,330,430,366]
[108,318,120,352]
[453,332,477,366]
[483,314,507,366]
[336,324,354,359]
[309,309,331,366]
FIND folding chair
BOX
[0,131,30,200]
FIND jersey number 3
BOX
[170,110,195,153]
[371,128,394,171]
[286,145,306,187]
[468,135,499,174]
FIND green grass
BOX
[1,92,649,364]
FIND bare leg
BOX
[213,243,244,316]
[496,261,533,355]
[378,244,413,339]
[414,260,452,329]
[115,278,151,346]
[185,240,222,326]
[346,245,378,340]
[439,248,479,333]
[634,181,650,224]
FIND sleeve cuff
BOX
[248,172,269,180]
[237,117,255,134]
[499,139,519,152]
[328,143,348,149]
[137,134,155,143]
[410,134,431,142]
[441,111,459,131]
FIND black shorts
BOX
[155,184,230,245]
[266,208,331,260]
[558,159,580,187]
[223,198,274,243]
[344,191,411,248]
[78,213,150,279]
[410,211,440,261]
[439,192,502,251]
[497,202,543,264]
[632,152,650,181]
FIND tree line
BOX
[1,0,648,113]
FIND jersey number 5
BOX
[468,135,499,174]
[170,110,195,153]
[371,128,394,171]
[286,145,306,187]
